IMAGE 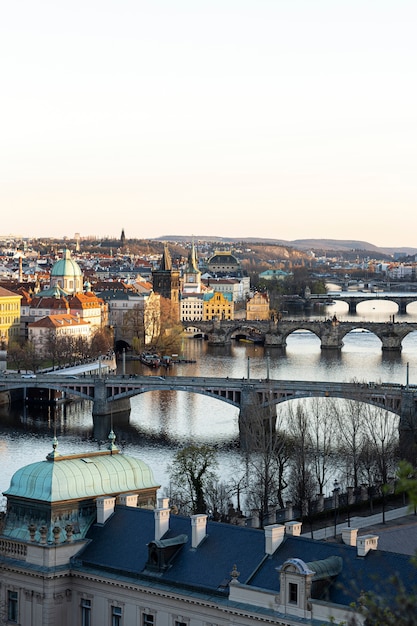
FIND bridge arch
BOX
[281,326,322,345]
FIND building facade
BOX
[0,286,21,348]
[1,441,414,626]
[203,291,234,321]
[246,291,270,321]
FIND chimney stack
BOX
[191,514,207,548]
[342,527,358,547]
[285,521,302,536]
[117,493,138,507]
[264,524,285,555]
[357,534,379,557]
[154,498,170,540]
[96,496,116,524]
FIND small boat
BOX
[139,353,161,368]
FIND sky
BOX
[1,1,416,247]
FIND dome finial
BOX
[46,436,61,461]
[108,430,118,453]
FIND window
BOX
[81,598,91,626]
[112,605,122,626]
[8,590,18,623]
[175,622,187,626]
[289,582,298,604]
[142,614,154,626]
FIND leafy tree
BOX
[168,445,218,515]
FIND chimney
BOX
[285,521,302,536]
[154,498,170,540]
[96,496,116,524]
[342,527,358,547]
[191,514,207,548]
[264,524,285,555]
[117,493,138,507]
[357,534,379,557]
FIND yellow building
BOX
[203,291,234,321]
[246,291,270,320]
[0,286,21,348]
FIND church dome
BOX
[50,249,83,294]
[4,447,158,503]
[51,249,82,279]
[208,252,239,266]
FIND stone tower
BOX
[152,244,180,321]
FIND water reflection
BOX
[0,298,417,497]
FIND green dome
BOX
[4,450,158,503]
[51,249,82,278]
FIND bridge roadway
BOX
[309,292,417,314]
[2,372,417,444]
[184,319,417,350]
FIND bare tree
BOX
[335,398,366,488]
[309,397,336,495]
[242,402,292,526]
[286,401,317,515]
[361,405,399,486]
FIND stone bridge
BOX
[2,373,417,460]
[183,319,417,351]
[309,293,417,314]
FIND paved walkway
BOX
[302,505,414,540]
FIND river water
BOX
[1,297,417,506]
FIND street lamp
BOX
[333,479,340,538]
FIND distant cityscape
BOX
[0,230,416,357]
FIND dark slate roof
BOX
[78,506,265,594]
[250,535,417,605]
[76,506,417,605]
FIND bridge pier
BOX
[320,322,344,350]
[207,320,231,346]
[238,386,277,450]
[348,300,357,314]
[264,333,286,348]
[380,333,403,351]
[92,380,131,417]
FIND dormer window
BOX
[289,582,298,604]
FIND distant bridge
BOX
[309,292,417,314]
[182,319,417,351]
[2,373,417,459]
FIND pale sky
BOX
[1,1,416,246]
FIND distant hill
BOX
[157,236,417,257]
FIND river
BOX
[1,297,417,507]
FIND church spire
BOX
[159,244,173,271]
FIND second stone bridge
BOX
[184,319,417,351]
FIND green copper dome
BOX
[51,249,82,278]
[4,448,158,503]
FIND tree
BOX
[6,340,26,372]
[90,328,114,357]
[168,445,218,515]
[309,397,336,495]
[361,405,399,486]
[242,400,292,526]
[286,402,317,515]
[335,396,366,489]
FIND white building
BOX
[1,438,414,626]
